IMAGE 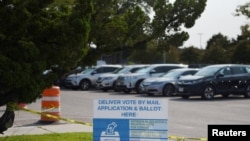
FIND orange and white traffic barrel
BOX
[41,86,61,122]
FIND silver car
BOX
[96,65,148,92]
[141,68,199,96]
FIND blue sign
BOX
[93,99,168,141]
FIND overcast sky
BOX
[182,0,249,49]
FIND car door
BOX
[215,67,232,93]
[230,66,249,93]
[149,66,166,77]
[150,66,181,77]
[91,67,119,85]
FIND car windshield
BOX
[112,67,128,74]
[80,68,95,74]
[160,70,183,79]
[135,66,151,73]
[195,66,222,76]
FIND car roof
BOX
[95,64,122,68]
[169,68,199,72]
[204,64,249,68]
[148,63,188,67]
[122,64,150,68]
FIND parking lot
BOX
[7,88,250,138]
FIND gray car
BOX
[141,68,199,96]
[96,65,149,92]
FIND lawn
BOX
[0,132,93,141]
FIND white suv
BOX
[115,64,188,94]
[96,65,149,92]
[64,65,122,90]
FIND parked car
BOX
[141,68,199,96]
[116,64,188,94]
[177,64,250,100]
[64,65,122,90]
[96,65,149,92]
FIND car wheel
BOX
[182,95,189,99]
[71,87,79,90]
[244,84,250,98]
[202,85,215,100]
[123,89,131,94]
[79,79,91,90]
[102,88,108,92]
[135,80,144,94]
[162,84,174,96]
[112,81,118,92]
[147,93,154,96]
[222,94,230,98]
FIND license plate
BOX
[117,82,123,85]
[179,87,183,92]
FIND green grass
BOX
[0,132,93,141]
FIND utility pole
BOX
[198,33,203,49]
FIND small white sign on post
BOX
[93,98,168,141]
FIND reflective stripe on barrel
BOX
[41,86,60,122]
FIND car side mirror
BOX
[216,73,224,78]
[91,71,97,75]
[149,70,156,74]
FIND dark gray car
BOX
[177,64,250,100]
[141,68,199,96]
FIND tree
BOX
[231,40,250,64]
[84,0,207,64]
[0,0,93,133]
[128,40,163,64]
[180,46,202,64]
[206,33,232,50]
[231,25,250,63]
[201,45,229,64]
[231,2,250,63]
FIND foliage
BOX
[164,46,180,63]
[84,0,207,64]
[206,33,232,50]
[0,0,93,104]
[180,46,202,64]
[235,2,250,18]
[231,40,250,64]
[128,40,162,64]
[201,45,229,64]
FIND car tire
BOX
[123,89,131,94]
[181,95,189,99]
[202,85,215,100]
[71,87,79,90]
[222,94,230,98]
[135,80,144,94]
[147,93,154,96]
[79,79,91,90]
[162,84,174,96]
[112,81,118,92]
[244,84,250,98]
[102,88,108,92]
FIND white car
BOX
[141,68,199,96]
[64,65,122,90]
[96,65,148,92]
[115,64,188,94]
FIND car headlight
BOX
[142,82,151,86]
[103,77,113,80]
[123,76,130,80]
[191,79,203,84]
[124,76,137,80]
[152,82,164,85]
